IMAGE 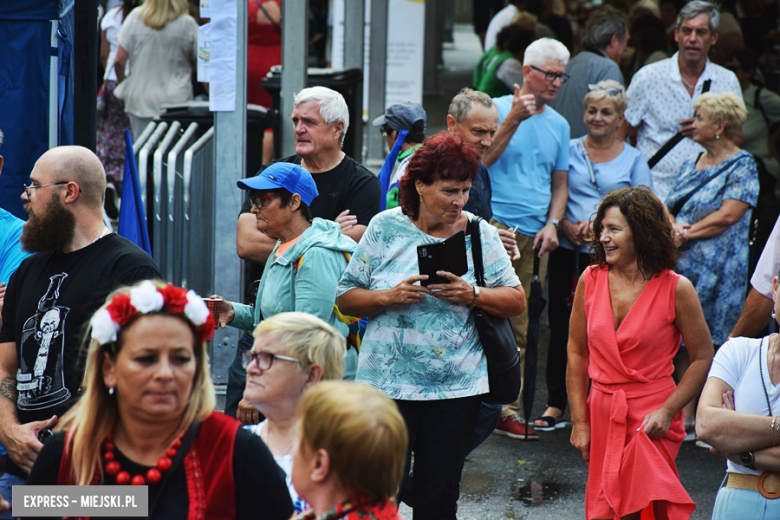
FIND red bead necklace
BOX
[102,431,183,486]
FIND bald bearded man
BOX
[0,147,160,505]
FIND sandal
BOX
[532,415,567,432]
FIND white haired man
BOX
[483,37,571,440]
[619,0,742,201]
[229,87,379,424]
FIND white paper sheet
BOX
[197,22,212,82]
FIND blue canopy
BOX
[0,0,75,219]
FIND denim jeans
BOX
[468,402,502,455]
[0,457,25,519]
[224,330,254,418]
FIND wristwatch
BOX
[739,451,755,469]
[546,219,561,230]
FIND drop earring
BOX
[109,386,115,395]
[716,133,720,140]
[773,309,777,320]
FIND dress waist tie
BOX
[591,377,677,517]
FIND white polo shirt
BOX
[625,53,742,202]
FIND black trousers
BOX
[395,395,482,520]
[224,330,255,418]
[546,247,591,413]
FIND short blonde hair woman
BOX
[26,281,295,520]
[291,381,407,519]
[692,91,747,140]
[244,312,346,514]
[581,79,627,113]
[114,0,199,139]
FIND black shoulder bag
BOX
[648,79,711,168]
[669,153,734,217]
[468,217,522,405]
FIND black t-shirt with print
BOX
[240,154,380,285]
[0,234,161,425]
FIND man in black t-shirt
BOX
[237,86,380,267]
[229,87,380,422]
[0,147,160,492]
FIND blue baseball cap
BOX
[237,163,319,206]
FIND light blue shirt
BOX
[562,139,653,252]
[0,208,31,285]
[337,208,520,400]
[489,97,570,238]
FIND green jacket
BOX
[231,218,357,336]
[474,47,514,98]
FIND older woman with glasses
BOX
[534,80,652,432]
[214,162,356,424]
[242,312,346,515]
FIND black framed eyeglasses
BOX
[23,182,68,198]
[241,350,301,370]
[530,65,569,84]
[250,193,280,209]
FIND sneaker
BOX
[494,415,539,440]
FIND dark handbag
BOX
[468,217,522,405]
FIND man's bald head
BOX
[35,146,106,209]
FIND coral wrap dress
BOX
[583,265,694,520]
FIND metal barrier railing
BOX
[152,122,181,270]
[182,127,215,292]
[166,123,200,286]
[129,121,223,387]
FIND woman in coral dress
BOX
[567,187,714,520]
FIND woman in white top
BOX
[97,2,134,193]
[242,312,346,515]
[113,0,198,139]
[697,265,780,519]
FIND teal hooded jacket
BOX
[231,218,357,336]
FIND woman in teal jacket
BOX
[215,163,357,377]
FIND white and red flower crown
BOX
[90,280,216,346]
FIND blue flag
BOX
[118,130,152,255]
[377,130,409,211]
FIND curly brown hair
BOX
[590,187,677,279]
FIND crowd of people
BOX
[1,0,780,519]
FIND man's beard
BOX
[21,196,76,253]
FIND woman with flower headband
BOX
[25,280,293,520]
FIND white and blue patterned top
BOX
[246,422,308,514]
[337,208,521,401]
[625,53,742,202]
[666,150,759,345]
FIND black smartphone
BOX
[417,231,468,287]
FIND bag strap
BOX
[579,137,599,191]
[670,157,733,217]
[148,420,202,517]
[648,79,711,168]
[252,0,281,32]
[467,217,486,288]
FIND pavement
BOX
[398,25,727,520]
